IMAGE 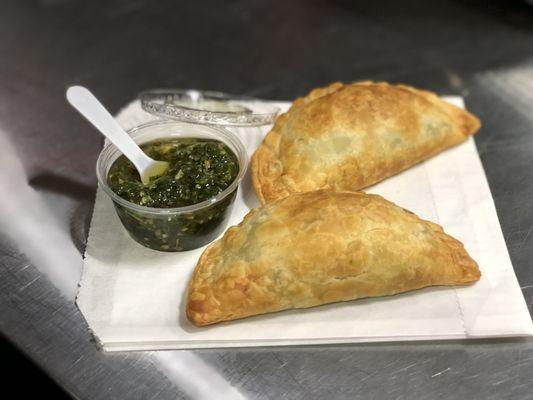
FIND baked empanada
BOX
[186,190,480,326]
[252,81,481,204]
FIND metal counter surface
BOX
[0,1,532,399]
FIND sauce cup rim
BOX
[95,119,248,215]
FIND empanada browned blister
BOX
[252,81,481,204]
[186,191,480,326]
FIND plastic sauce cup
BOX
[96,120,248,252]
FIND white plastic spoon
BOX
[66,86,169,184]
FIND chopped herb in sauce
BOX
[108,138,239,208]
[106,138,240,252]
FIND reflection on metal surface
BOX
[480,60,533,121]
[474,59,533,160]
[154,351,245,400]
[0,129,82,300]
[1,1,533,398]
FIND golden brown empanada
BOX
[252,81,481,204]
[186,190,480,326]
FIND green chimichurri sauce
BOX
[107,138,239,208]
[106,138,240,252]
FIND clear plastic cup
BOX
[96,120,247,252]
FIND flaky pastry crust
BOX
[186,190,480,326]
[251,81,481,204]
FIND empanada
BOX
[186,190,480,326]
[252,81,481,204]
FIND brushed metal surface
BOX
[1,0,532,399]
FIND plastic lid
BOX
[140,89,280,127]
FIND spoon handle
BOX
[66,86,151,171]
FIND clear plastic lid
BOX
[139,89,280,127]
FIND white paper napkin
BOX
[77,97,533,351]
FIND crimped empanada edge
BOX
[185,190,481,326]
[251,81,482,205]
[251,82,345,205]
[186,207,262,326]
